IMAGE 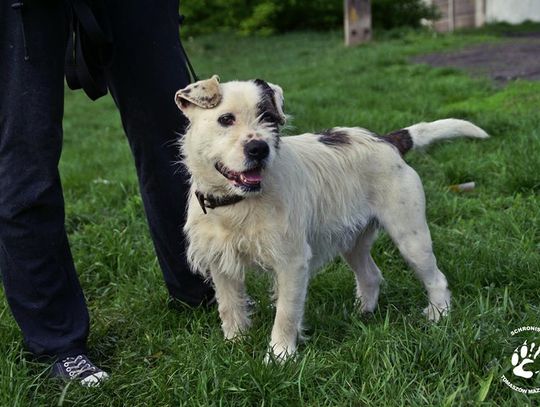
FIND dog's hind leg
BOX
[375,168,451,321]
[342,223,382,314]
[211,270,251,340]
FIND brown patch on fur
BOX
[380,129,413,155]
[318,129,351,146]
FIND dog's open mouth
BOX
[215,162,263,191]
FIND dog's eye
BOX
[218,113,235,127]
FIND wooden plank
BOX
[475,0,486,27]
[455,14,476,28]
[430,0,479,31]
[433,0,448,8]
[434,0,449,17]
[344,0,372,46]
[448,0,455,31]
[455,0,475,18]
[434,19,450,31]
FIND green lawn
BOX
[1,28,539,406]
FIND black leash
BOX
[64,4,199,101]
[64,0,111,100]
[178,14,199,83]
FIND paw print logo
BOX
[502,327,540,393]
[511,340,540,379]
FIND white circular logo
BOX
[501,326,540,394]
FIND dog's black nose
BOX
[244,140,269,161]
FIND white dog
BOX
[174,75,488,361]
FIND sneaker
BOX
[52,354,109,387]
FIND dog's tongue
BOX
[241,168,262,183]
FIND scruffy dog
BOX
[174,75,488,361]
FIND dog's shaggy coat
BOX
[175,75,489,360]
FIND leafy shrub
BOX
[180,0,438,35]
[372,0,439,30]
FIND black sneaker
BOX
[51,354,109,387]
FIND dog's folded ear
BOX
[175,75,222,112]
[267,83,286,125]
[254,79,287,126]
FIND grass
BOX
[1,27,540,406]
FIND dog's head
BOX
[175,75,286,196]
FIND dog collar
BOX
[194,190,245,214]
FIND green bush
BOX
[180,0,438,36]
[372,0,439,30]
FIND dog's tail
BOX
[381,118,489,155]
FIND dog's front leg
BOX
[211,270,251,340]
[267,247,311,362]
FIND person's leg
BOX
[0,1,89,359]
[104,0,214,305]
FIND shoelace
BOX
[62,355,97,378]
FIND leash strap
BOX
[65,0,111,100]
[178,14,199,83]
[65,6,198,99]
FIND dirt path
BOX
[413,34,540,84]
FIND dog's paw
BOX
[355,297,377,315]
[222,319,251,342]
[264,344,297,364]
[423,303,449,322]
[223,330,244,342]
[512,340,540,379]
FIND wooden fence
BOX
[426,0,485,32]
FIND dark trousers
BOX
[0,0,212,359]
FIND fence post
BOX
[475,0,486,27]
[344,0,372,46]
